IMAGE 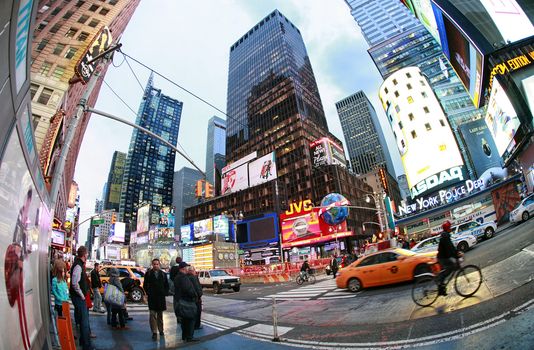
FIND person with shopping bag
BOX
[104,268,127,329]
[173,262,199,342]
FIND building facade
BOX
[205,116,226,190]
[103,150,126,211]
[31,0,140,223]
[119,74,183,234]
[336,91,395,176]
[173,167,204,228]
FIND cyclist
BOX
[437,220,462,296]
[300,260,310,281]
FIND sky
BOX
[74,0,404,244]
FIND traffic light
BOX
[205,182,214,198]
[195,180,204,198]
[111,212,117,224]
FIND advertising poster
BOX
[108,222,125,243]
[106,246,119,260]
[248,152,277,187]
[410,0,440,43]
[136,204,150,234]
[280,209,322,248]
[155,227,174,242]
[194,218,213,239]
[480,0,534,44]
[136,233,148,245]
[51,230,65,247]
[213,215,230,240]
[180,225,192,244]
[491,182,521,224]
[0,129,51,350]
[221,163,248,194]
[485,79,521,157]
[458,119,503,178]
[328,139,347,167]
[158,206,175,228]
[310,139,329,167]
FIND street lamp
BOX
[222,210,244,242]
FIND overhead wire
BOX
[123,55,146,93]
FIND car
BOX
[335,248,437,292]
[411,233,477,253]
[510,194,534,223]
[198,269,241,294]
[96,265,146,302]
[452,220,497,241]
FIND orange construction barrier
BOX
[56,302,76,350]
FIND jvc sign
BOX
[410,166,465,199]
[75,26,112,84]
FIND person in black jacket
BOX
[143,258,169,340]
[437,221,461,296]
[90,263,105,313]
[174,262,199,342]
[169,256,183,323]
[187,266,203,329]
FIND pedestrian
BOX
[51,259,69,317]
[409,238,416,249]
[169,256,183,324]
[174,262,199,342]
[108,268,127,329]
[90,263,105,313]
[69,246,93,350]
[402,238,410,250]
[330,255,338,279]
[187,266,203,330]
[104,268,112,325]
[143,258,169,340]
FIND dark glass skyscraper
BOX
[205,116,226,186]
[119,74,183,232]
[104,151,126,212]
[173,167,204,228]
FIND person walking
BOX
[330,255,339,279]
[69,246,93,350]
[51,259,69,317]
[108,268,127,329]
[187,266,203,330]
[143,258,169,340]
[174,262,199,342]
[169,256,183,324]
[90,263,105,313]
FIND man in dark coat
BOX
[187,266,203,329]
[330,255,339,279]
[143,258,169,340]
[169,256,183,323]
[90,263,104,313]
[174,262,199,342]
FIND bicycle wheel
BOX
[296,275,304,285]
[412,276,439,307]
[309,274,316,284]
[454,264,482,297]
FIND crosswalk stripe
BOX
[257,278,356,301]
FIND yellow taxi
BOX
[336,248,436,292]
[95,265,146,302]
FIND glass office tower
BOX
[104,151,126,212]
[173,167,204,228]
[205,116,226,186]
[119,74,183,233]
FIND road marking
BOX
[240,324,293,337]
[203,313,249,328]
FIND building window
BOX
[52,65,66,79]
[88,19,100,28]
[421,91,427,98]
[37,87,53,105]
[30,84,39,99]
[398,121,403,129]
[40,62,52,75]
[49,23,62,33]
[440,119,446,127]
[425,123,432,131]
[52,43,66,55]
[32,114,41,130]
[65,28,77,38]
[36,39,49,52]
[423,106,429,113]
[394,91,399,97]
[78,31,90,41]
[75,1,85,7]
[406,72,411,78]
[420,80,425,86]
[393,79,398,85]
[89,4,99,11]
[407,83,412,90]
[109,0,118,5]
[407,96,414,104]
[408,113,414,121]
[51,7,61,16]
[78,14,89,24]
[100,8,110,15]
[395,105,400,113]
[411,130,417,139]
[37,21,48,31]
[64,47,78,59]
[384,87,388,94]
[63,11,74,19]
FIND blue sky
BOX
[74,0,403,245]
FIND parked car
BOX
[510,193,534,223]
[96,265,146,302]
[198,269,241,294]
[336,248,437,292]
[452,220,497,241]
[411,233,477,253]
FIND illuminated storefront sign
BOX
[488,50,534,94]
[310,138,347,168]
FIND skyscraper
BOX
[103,151,126,212]
[119,75,183,233]
[336,91,395,175]
[173,167,204,228]
[205,116,226,188]
[31,0,140,222]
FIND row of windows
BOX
[30,83,54,105]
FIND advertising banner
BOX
[75,26,112,84]
[213,215,230,240]
[310,139,329,167]
[106,246,119,260]
[136,204,150,234]
[108,222,125,243]
[328,140,347,168]
[155,227,175,242]
[222,163,248,194]
[280,208,322,248]
[248,152,277,186]
[158,207,175,228]
[310,138,347,168]
[458,119,503,178]
[51,229,65,247]
[180,225,192,244]
[480,0,534,44]
[136,233,148,245]
[193,218,213,239]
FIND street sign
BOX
[74,26,113,84]
[91,218,105,226]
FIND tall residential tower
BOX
[205,116,226,190]
[103,151,126,212]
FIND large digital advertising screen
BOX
[213,215,230,240]
[221,163,248,194]
[108,222,126,243]
[136,204,150,233]
[485,78,521,158]
[249,216,277,242]
[193,218,213,239]
[248,152,277,187]
[158,206,175,228]
[480,0,534,44]
[180,224,192,244]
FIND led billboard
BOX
[180,224,192,244]
[108,222,126,243]
[158,207,175,228]
[310,138,347,168]
[193,218,213,239]
[248,152,277,186]
[221,163,248,194]
[51,229,65,247]
[213,215,230,240]
[136,204,150,233]
[480,0,534,44]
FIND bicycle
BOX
[411,258,482,307]
[296,270,316,285]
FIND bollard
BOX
[272,297,280,342]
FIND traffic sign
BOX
[91,218,105,226]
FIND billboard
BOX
[248,152,277,187]
[51,229,65,247]
[136,204,150,234]
[193,218,213,240]
[485,78,521,158]
[158,207,175,228]
[480,0,534,44]
[458,119,503,178]
[180,224,192,244]
[108,222,125,243]
[213,215,230,240]
[221,163,248,195]
[409,0,440,43]
[310,138,347,168]
[75,26,113,84]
